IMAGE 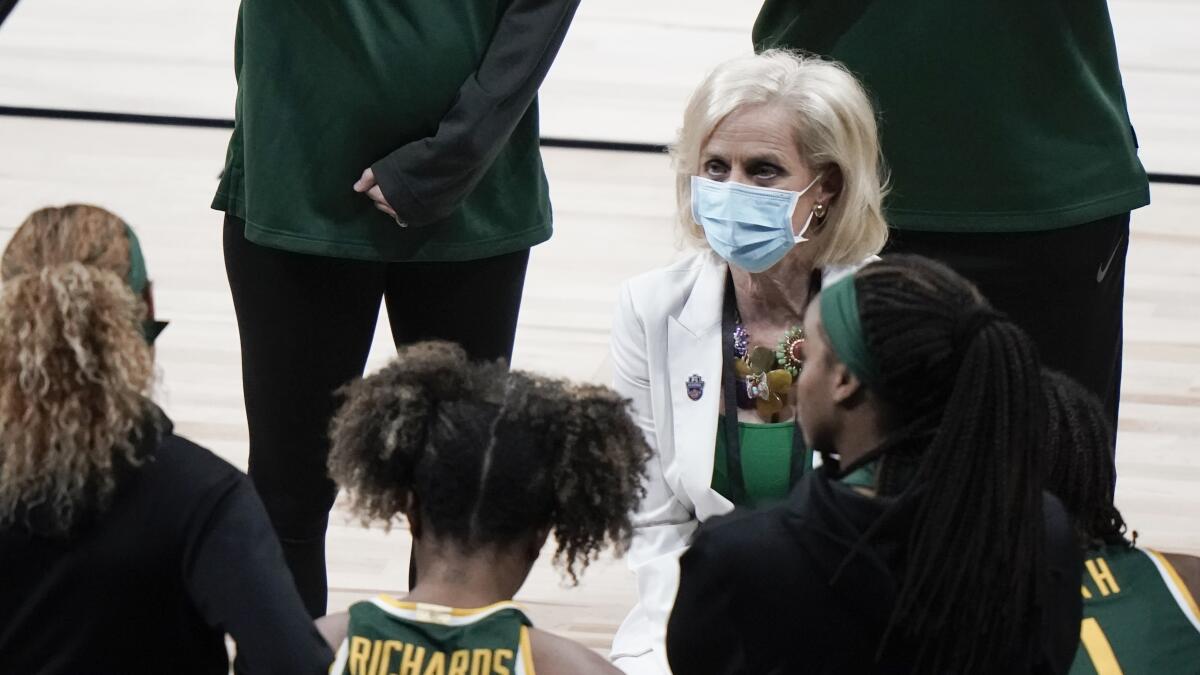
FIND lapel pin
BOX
[686,374,705,401]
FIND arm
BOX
[609,282,699,675]
[368,0,581,226]
[1162,551,1200,609]
[315,612,350,651]
[666,529,747,675]
[183,476,333,674]
[530,629,620,675]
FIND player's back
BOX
[1071,545,1200,674]
[330,598,535,675]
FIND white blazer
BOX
[609,250,866,675]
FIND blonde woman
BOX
[0,205,330,674]
[609,51,888,674]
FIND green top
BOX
[214,1,578,262]
[331,597,536,675]
[1070,546,1200,675]
[712,416,811,507]
[754,0,1150,232]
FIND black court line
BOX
[0,104,668,153]
[3,104,1199,186]
[0,105,235,129]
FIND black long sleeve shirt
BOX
[667,470,1083,675]
[0,417,331,675]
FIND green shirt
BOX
[1071,546,1200,674]
[713,416,812,507]
[330,598,535,675]
[215,1,580,262]
[754,0,1150,232]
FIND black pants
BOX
[886,213,1129,441]
[223,216,529,616]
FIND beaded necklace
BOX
[732,316,806,422]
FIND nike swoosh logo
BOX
[1096,232,1126,283]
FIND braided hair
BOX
[1043,369,1128,547]
[327,341,652,583]
[852,255,1047,674]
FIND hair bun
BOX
[388,340,478,401]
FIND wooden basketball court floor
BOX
[1,0,1198,653]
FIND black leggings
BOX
[887,213,1129,442]
[223,216,529,616]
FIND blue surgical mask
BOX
[691,174,822,273]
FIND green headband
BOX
[819,273,879,387]
[122,222,167,344]
[124,223,148,296]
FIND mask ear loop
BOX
[794,211,816,243]
[792,172,824,243]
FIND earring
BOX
[812,203,827,220]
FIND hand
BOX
[353,168,406,227]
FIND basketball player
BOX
[666,256,1082,674]
[1042,371,1200,674]
[314,341,652,675]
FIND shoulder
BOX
[1041,491,1075,549]
[1154,550,1200,604]
[821,255,878,285]
[685,502,791,573]
[1041,492,1085,579]
[138,432,248,514]
[619,251,721,314]
[316,611,350,650]
[529,628,619,675]
[689,472,855,561]
[149,433,242,487]
[1041,491,1073,543]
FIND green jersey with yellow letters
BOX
[1071,546,1200,674]
[331,598,536,675]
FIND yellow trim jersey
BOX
[330,598,535,675]
[1070,546,1200,674]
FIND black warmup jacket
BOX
[0,411,331,674]
[666,466,1082,674]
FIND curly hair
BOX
[0,205,153,533]
[328,341,652,584]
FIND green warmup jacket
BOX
[754,0,1150,232]
[214,0,580,261]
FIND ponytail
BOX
[328,341,489,526]
[328,341,651,583]
[496,377,650,582]
[1043,370,1126,546]
[853,256,1047,673]
[0,263,152,532]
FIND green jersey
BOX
[754,0,1150,233]
[1071,546,1200,674]
[331,598,536,675]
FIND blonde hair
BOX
[0,205,153,532]
[673,50,889,266]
